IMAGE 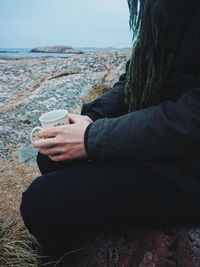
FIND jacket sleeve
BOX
[81,61,130,121]
[85,87,200,160]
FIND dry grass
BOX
[0,157,39,224]
[82,82,112,103]
[0,157,43,266]
[0,220,42,267]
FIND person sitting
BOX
[20,0,200,244]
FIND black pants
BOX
[20,153,200,243]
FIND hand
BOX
[68,114,93,124]
[33,114,93,161]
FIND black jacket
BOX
[81,4,200,202]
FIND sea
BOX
[0,47,131,58]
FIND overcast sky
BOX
[0,0,133,48]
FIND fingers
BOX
[33,138,56,148]
[68,114,80,124]
[38,126,59,138]
[68,114,93,124]
[33,125,68,148]
[38,145,64,155]
[49,154,70,162]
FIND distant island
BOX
[0,50,19,53]
[30,45,83,54]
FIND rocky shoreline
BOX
[0,50,130,165]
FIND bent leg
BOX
[20,160,200,243]
[37,152,86,175]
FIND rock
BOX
[1,49,200,267]
[104,61,127,86]
[30,45,83,54]
[43,228,200,266]
[16,115,27,121]
[17,145,38,166]
[0,50,130,162]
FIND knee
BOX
[20,175,51,242]
[36,152,49,175]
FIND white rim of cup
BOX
[39,109,68,123]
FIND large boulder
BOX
[41,228,200,266]
[30,45,83,54]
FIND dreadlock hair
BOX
[125,0,196,112]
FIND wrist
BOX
[84,115,93,123]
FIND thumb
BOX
[68,114,80,124]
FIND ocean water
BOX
[0,47,131,58]
[0,47,83,58]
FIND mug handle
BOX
[30,126,42,144]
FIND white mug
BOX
[30,109,69,143]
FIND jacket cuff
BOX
[84,123,93,156]
[83,112,103,121]
[81,103,103,121]
[85,118,111,160]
